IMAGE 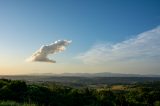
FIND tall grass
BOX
[0,101,37,106]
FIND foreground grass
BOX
[0,101,37,106]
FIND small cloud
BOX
[26,40,72,63]
[77,26,160,64]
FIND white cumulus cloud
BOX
[77,26,160,64]
[26,40,72,63]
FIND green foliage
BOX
[0,79,160,106]
[154,101,160,106]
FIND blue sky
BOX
[0,0,160,74]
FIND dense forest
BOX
[0,79,160,106]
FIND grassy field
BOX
[111,85,127,90]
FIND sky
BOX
[0,0,160,75]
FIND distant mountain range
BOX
[1,72,160,85]
[30,72,160,77]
